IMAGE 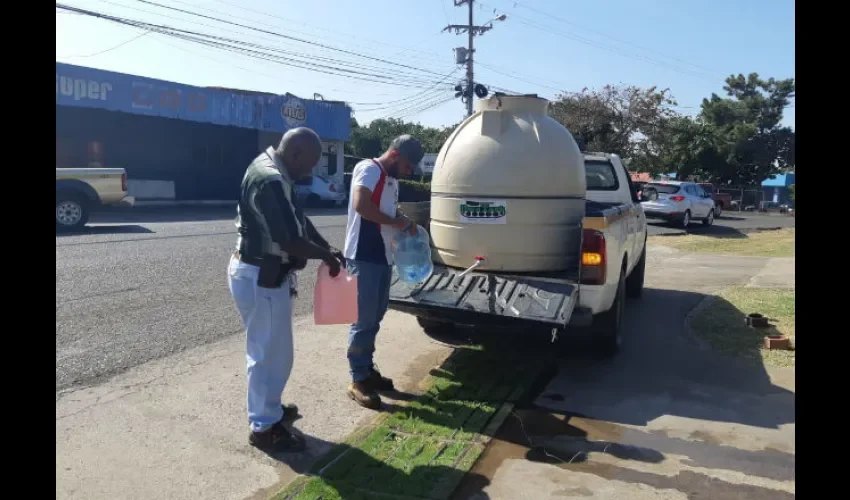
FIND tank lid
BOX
[476,93,550,114]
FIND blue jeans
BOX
[347,260,392,382]
[227,256,295,432]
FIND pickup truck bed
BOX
[387,199,632,330]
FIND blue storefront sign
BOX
[56,62,351,141]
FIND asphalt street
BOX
[56,207,794,392]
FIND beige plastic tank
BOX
[430,94,586,272]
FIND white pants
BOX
[227,255,296,432]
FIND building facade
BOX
[56,62,351,201]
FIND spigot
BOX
[457,256,486,278]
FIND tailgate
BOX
[388,265,578,328]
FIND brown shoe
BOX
[347,381,382,410]
[365,366,395,392]
[249,420,306,453]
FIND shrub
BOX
[398,179,431,202]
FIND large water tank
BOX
[430,94,586,272]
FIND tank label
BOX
[459,200,507,224]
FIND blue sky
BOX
[56,0,795,129]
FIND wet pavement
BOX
[457,247,795,499]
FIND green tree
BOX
[699,73,795,186]
[549,84,679,163]
[344,117,455,158]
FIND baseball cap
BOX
[390,135,425,174]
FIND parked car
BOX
[294,175,346,207]
[56,167,135,231]
[697,183,732,217]
[640,181,716,228]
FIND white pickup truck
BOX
[56,168,135,231]
[388,152,648,356]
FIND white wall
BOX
[419,153,438,174]
[128,179,176,200]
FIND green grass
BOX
[272,347,548,500]
[649,228,795,257]
[689,287,796,367]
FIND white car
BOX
[640,181,716,228]
[294,175,347,207]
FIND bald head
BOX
[277,127,323,178]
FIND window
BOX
[684,185,697,196]
[585,160,619,191]
[694,185,707,197]
[644,183,681,194]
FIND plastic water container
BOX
[313,262,358,325]
[391,224,434,284]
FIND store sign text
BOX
[56,74,112,101]
[131,82,208,113]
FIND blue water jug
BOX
[391,224,434,284]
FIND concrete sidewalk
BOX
[56,314,451,500]
[467,247,795,500]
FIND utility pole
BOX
[444,1,506,117]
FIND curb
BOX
[134,200,237,207]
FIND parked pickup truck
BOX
[56,168,135,231]
[388,152,648,356]
[697,183,731,217]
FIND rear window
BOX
[585,160,619,191]
[644,183,681,194]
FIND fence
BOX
[718,187,765,211]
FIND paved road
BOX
[56,208,347,392]
[56,207,793,392]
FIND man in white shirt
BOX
[343,135,424,409]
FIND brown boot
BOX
[249,420,306,453]
[347,381,382,410]
[365,366,395,392]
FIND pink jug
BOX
[313,262,358,325]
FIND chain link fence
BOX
[717,187,766,211]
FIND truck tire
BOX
[56,191,90,231]
[714,202,723,217]
[625,247,646,299]
[592,265,626,357]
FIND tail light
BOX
[669,195,685,202]
[329,183,337,192]
[581,229,607,285]
[121,172,128,192]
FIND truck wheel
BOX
[714,203,723,217]
[307,194,321,207]
[592,266,625,357]
[56,192,89,231]
[625,247,646,299]
[702,209,715,226]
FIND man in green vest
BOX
[227,127,344,453]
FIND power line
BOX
[58,29,150,58]
[129,0,449,79]
[476,0,725,84]
[87,0,451,82]
[443,0,507,117]
[508,1,726,77]
[56,4,451,89]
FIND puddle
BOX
[452,408,794,500]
